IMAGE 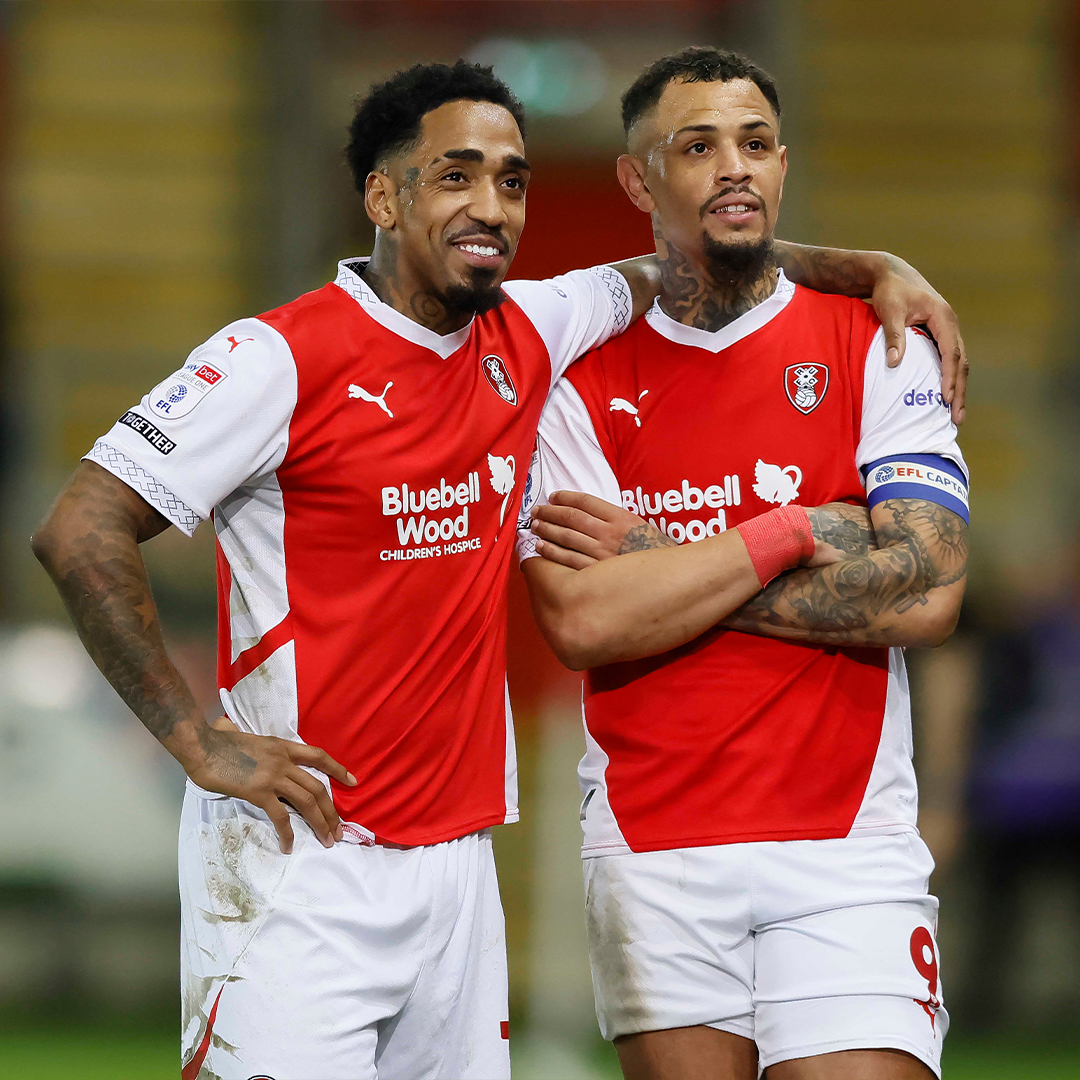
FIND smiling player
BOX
[33,60,966,1080]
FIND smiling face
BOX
[365,99,529,317]
[618,77,786,271]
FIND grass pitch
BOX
[0,1028,1076,1079]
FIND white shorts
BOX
[584,833,947,1076]
[179,785,510,1080]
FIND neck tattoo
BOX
[653,219,778,333]
[361,234,463,335]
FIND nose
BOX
[713,142,751,189]
[468,177,509,228]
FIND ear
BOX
[777,144,788,206]
[616,154,655,214]
[364,171,398,230]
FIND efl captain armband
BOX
[735,506,815,588]
[863,454,969,523]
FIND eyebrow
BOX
[430,149,532,171]
[674,120,774,136]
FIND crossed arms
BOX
[522,491,967,670]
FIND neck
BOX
[654,225,778,333]
[361,233,472,335]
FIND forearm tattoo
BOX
[725,499,967,645]
[806,502,878,557]
[773,241,875,299]
[618,522,677,554]
[36,467,201,746]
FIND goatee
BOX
[702,234,775,291]
[441,268,504,318]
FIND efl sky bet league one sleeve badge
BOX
[784,363,829,415]
[481,354,517,406]
[148,358,228,420]
[517,448,543,530]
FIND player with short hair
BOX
[34,58,963,1080]
[519,47,967,1079]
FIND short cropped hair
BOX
[621,46,781,136]
[345,61,526,192]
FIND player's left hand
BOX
[870,256,968,425]
[531,490,664,569]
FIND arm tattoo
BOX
[774,241,874,298]
[34,466,229,763]
[725,499,967,645]
[806,502,878,557]
[618,522,677,554]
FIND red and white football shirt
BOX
[517,272,968,856]
[87,258,631,846]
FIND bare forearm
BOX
[722,499,967,648]
[49,545,204,748]
[32,466,208,768]
[722,560,961,647]
[527,527,760,669]
[774,241,890,299]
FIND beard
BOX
[701,232,775,291]
[440,267,505,318]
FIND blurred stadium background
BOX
[0,1,1078,1077]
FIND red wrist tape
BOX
[735,506,814,587]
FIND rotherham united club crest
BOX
[784,363,829,415]
[481,354,517,406]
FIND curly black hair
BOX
[621,47,780,137]
[345,61,526,192]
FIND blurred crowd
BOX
[0,0,1078,1058]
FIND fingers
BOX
[952,347,969,425]
[877,299,907,367]
[928,312,968,424]
[530,515,604,560]
[534,500,609,540]
[278,771,341,849]
[548,490,625,520]
[535,538,595,570]
[260,796,296,855]
[290,742,357,787]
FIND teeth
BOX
[719,204,752,213]
[460,244,500,256]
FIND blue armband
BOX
[863,454,969,523]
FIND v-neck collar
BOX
[333,258,475,360]
[644,270,796,354]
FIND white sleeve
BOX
[515,379,624,562]
[856,326,969,520]
[84,318,297,536]
[502,264,633,386]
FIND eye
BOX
[502,175,526,191]
[443,170,467,183]
[746,139,767,151]
[688,141,709,155]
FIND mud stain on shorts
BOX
[585,859,651,1035]
[198,817,280,924]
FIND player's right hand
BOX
[804,503,878,568]
[184,716,358,854]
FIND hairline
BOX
[373,98,526,177]
[627,76,781,152]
